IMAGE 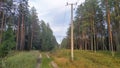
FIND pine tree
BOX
[0,25,15,57]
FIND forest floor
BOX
[0,50,120,68]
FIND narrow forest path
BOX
[51,61,59,68]
[46,53,59,68]
[36,54,42,68]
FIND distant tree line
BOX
[61,0,120,56]
[0,0,58,57]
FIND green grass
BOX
[2,51,39,68]
[40,52,52,68]
[1,51,53,68]
[98,51,120,58]
[50,49,120,68]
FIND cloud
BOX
[29,0,85,44]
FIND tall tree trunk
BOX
[85,35,87,50]
[20,14,25,50]
[16,17,20,50]
[90,18,93,51]
[114,0,120,52]
[20,15,23,50]
[30,24,33,50]
[115,32,119,51]
[93,19,96,52]
[0,12,4,44]
[106,0,114,56]
[118,21,120,52]
[22,15,25,50]
[82,31,84,50]
[78,20,82,50]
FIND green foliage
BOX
[40,21,58,51]
[29,7,58,51]
[29,7,41,50]
[0,26,15,57]
[65,0,120,52]
[61,38,68,49]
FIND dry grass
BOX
[50,49,120,68]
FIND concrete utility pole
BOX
[66,2,77,61]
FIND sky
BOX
[29,0,85,44]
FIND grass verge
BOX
[1,51,39,68]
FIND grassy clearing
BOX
[50,49,120,68]
[40,52,52,68]
[1,51,39,68]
